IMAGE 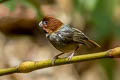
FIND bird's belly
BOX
[52,41,77,53]
[47,35,78,53]
[61,43,78,52]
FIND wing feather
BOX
[72,28,88,43]
[72,28,100,47]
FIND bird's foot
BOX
[52,56,59,65]
[68,52,75,61]
[52,53,64,65]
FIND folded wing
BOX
[72,28,101,47]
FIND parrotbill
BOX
[39,16,100,64]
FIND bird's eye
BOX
[43,21,48,25]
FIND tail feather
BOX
[84,39,101,48]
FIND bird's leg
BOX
[68,52,75,61]
[52,52,64,65]
[68,46,79,61]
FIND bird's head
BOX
[39,16,63,33]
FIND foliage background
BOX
[0,0,120,80]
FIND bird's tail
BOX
[84,39,101,48]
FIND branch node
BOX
[18,61,36,73]
[108,47,120,58]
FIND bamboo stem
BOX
[0,47,120,76]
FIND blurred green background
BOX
[0,0,120,80]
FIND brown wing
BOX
[72,28,101,47]
[72,28,88,43]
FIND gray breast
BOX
[46,25,78,52]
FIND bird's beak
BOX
[39,21,43,27]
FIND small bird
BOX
[39,16,100,64]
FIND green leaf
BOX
[114,27,120,38]
[0,0,9,3]
[99,59,116,80]
[73,0,98,15]
[91,0,117,80]
[4,0,16,11]
[91,0,116,41]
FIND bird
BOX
[39,16,101,65]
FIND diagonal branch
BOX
[0,47,120,76]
